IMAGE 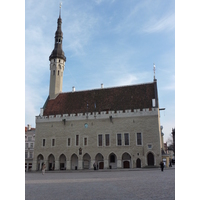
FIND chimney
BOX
[40,108,43,116]
[27,124,31,131]
[72,86,75,92]
[101,83,104,89]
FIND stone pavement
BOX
[25,167,175,200]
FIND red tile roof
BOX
[43,82,157,116]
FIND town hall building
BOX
[32,9,162,171]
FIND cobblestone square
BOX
[25,168,175,200]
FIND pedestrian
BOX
[93,162,96,170]
[160,161,164,172]
[42,164,46,175]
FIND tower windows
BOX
[76,135,79,146]
[58,70,59,75]
[53,70,55,75]
[42,139,45,147]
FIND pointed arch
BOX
[83,153,91,169]
[71,153,78,170]
[59,154,66,170]
[147,152,154,166]
[95,153,104,169]
[37,154,44,171]
[48,154,55,170]
[108,152,117,169]
[122,152,131,168]
[136,158,141,168]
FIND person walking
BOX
[93,162,96,170]
[160,161,164,172]
[42,164,46,175]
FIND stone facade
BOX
[32,108,162,171]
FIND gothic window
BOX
[117,134,122,146]
[42,139,45,147]
[76,135,79,146]
[98,134,102,146]
[58,70,59,75]
[52,139,55,147]
[137,133,142,145]
[124,133,129,145]
[67,138,71,146]
[84,137,87,146]
[105,134,110,146]
[53,70,55,75]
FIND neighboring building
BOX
[32,8,163,171]
[25,125,35,171]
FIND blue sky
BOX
[25,0,175,142]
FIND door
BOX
[147,152,154,166]
[99,162,104,169]
[123,161,130,168]
[136,158,141,168]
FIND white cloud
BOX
[143,13,175,33]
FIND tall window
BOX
[76,135,79,146]
[117,134,122,146]
[68,138,71,146]
[52,139,55,146]
[53,70,55,75]
[84,137,87,146]
[124,133,129,145]
[137,133,142,145]
[98,134,102,146]
[105,134,110,146]
[42,139,45,147]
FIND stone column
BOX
[78,159,83,170]
[104,159,109,169]
[91,160,95,169]
[55,160,60,170]
[117,159,122,168]
[67,160,71,170]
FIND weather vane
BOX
[59,2,62,17]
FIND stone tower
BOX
[49,7,66,99]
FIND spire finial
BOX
[59,2,62,17]
[153,63,156,81]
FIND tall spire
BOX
[49,3,66,61]
[59,2,62,18]
[153,63,156,81]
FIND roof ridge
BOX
[60,82,155,94]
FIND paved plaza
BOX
[25,168,175,200]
